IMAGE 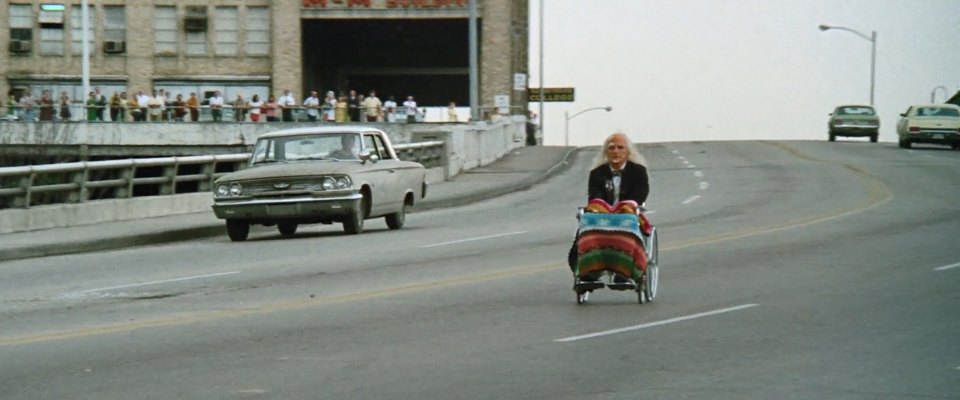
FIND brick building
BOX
[0,0,529,118]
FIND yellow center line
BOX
[0,142,894,347]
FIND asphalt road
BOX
[1,141,958,400]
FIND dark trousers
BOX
[282,109,293,122]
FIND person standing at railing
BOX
[209,91,225,122]
[364,90,382,122]
[19,91,36,122]
[147,92,163,122]
[93,86,107,121]
[263,95,278,122]
[173,94,187,122]
[277,89,296,122]
[347,90,361,122]
[59,92,72,122]
[324,91,336,122]
[126,92,139,122]
[86,92,98,121]
[134,91,150,122]
[109,92,123,122]
[335,95,348,123]
[383,95,397,123]
[233,94,247,122]
[303,91,320,122]
[187,93,200,122]
[447,101,458,122]
[248,94,263,122]
[403,96,417,123]
[38,90,55,122]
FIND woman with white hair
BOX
[568,132,650,273]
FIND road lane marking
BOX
[699,182,709,190]
[687,165,696,168]
[693,171,703,177]
[419,231,528,248]
[682,195,701,204]
[934,262,960,271]
[0,262,558,347]
[61,271,241,296]
[555,304,759,343]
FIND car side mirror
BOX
[828,113,833,116]
[359,150,379,164]
[900,113,906,117]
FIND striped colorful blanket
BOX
[575,199,648,280]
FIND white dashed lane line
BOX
[934,262,960,271]
[670,148,708,206]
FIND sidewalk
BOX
[0,146,576,262]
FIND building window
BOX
[40,27,64,55]
[9,4,34,54]
[185,6,208,56]
[70,5,94,55]
[245,7,270,56]
[39,4,66,55]
[215,7,239,56]
[154,6,177,55]
[103,6,126,54]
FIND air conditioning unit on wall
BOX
[9,40,31,53]
[184,17,207,32]
[104,40,126,54]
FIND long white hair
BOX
[592,132,647,169]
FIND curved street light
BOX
[819,24,877,105]
[565,106,612,146]
[931,85,948,103]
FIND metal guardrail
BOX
[0,141,445,209]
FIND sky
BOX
[527,0,960,146]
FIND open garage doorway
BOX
[302,18,473,108]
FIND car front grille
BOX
[243,179,324,194]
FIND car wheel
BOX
[278,222,298,237]
[829,133,836,142]
[226,219,249,242]
[385,204,408,230]
[870,134,878,143]
[343,194,368,235]
[903,140,912,149]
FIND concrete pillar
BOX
[271,0,303,98]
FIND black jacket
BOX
[587,161,649,205]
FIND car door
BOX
[896,106,913,136]
[362,133,404,215]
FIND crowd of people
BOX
[2,87,456,124]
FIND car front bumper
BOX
[212,193,362,221]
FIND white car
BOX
[896,104,960,149]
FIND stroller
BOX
[572,199,659,304]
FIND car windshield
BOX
[250,133,363,165]
[837,106,875,116]
[916,107,960,117]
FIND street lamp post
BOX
[931,85,948,103]
[819,24,877,106]
[564,106,612,147]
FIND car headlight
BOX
[216,184,229,197]
[321,177,336,190]
[336,176,351,189]
[229,183,243,196]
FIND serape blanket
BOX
[575,199,648,280]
